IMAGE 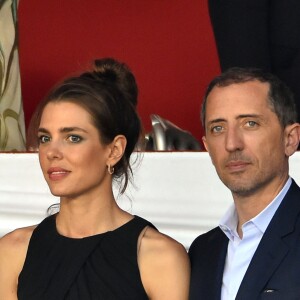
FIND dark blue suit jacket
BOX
[189,180,300,299]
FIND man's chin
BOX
[224,179,255,196]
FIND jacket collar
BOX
[236,179,300,299]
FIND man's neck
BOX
[233,176,290,237]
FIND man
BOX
[189,68,300,299]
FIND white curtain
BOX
[0,0,26,151]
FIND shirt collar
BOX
[219,177,292,238]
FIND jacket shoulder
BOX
[189,227,226,256]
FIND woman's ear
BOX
[284,123,300,156]
[107,135,127,166]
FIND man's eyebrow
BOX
[207,114,263,126]
[237,114,262,119]
[206,118,226,127]
[37,127,88,133]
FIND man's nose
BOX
[225,126,244,152]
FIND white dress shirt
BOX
[219,178,292,300]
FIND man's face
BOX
[203,80,289,197]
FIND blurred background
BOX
[17,0,220,147]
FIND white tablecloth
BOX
[1,152,300,249]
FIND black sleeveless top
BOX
[18,215,155,300]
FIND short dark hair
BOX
[28,58,141,193]
[201,67,298,130]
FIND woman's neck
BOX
[56,192,131,238]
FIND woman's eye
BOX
[67,135,82,143]
[38,135,50,144]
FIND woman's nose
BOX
[46,142,63,160]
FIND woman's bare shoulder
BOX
[0,225,36,251]
[0,225,37,268]
[138,227,190,299]
[139,227,190,273]
[0,225,37,300]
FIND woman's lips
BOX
[47,167,70,181]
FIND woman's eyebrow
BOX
[37,127,88,134]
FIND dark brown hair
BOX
[201,67,297,130]
[27,58,141,193]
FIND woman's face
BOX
[38,101,112,199]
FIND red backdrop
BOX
[18,0,220,144]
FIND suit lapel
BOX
[236,232,289,299]
[191,228,228,299]
[207,230,228,299]
[236,180,300,299]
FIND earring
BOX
[108,165,114,175]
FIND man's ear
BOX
[107,135,127,166]
[202,136,209,152]
[202,135,216,166]
[284,123,300,157]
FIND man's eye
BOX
[246,121,258,127]
[38,135,50,144]
[67,135,82,143]
[211,125,223,133]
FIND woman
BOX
[0,58,190,299]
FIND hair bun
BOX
[92,58,138,107]
[93,58,119,83]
